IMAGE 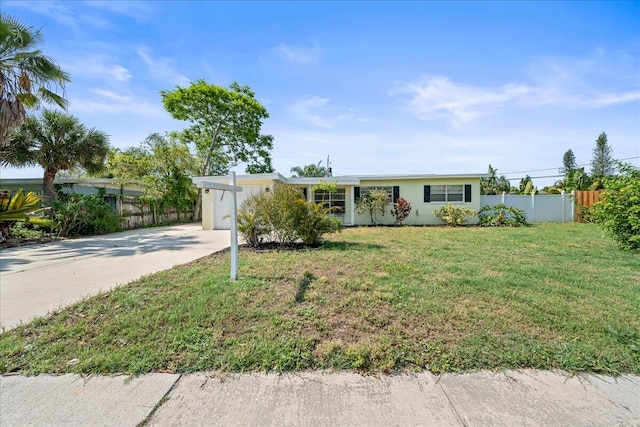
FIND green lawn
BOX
[1,223,638,375]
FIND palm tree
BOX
[290,161,327,177]
[0,14,71,146]
[1,109,110,205]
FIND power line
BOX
[501,156,640,175]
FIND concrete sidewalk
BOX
[1,370,638,426]
[0,224,230,329]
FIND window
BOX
[432,185,463,202]
[355,186,400,203]
[424,184,471,203]
[314,188,346,214]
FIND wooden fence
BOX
[119,196,193,229]
[574,190,603,222]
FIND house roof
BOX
[0,178,145,192]
[338,173,489,181]
[193,172,488,187]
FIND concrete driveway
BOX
[0,224,230,330]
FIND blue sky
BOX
[1,1,639,187]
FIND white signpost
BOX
[199,172,243,280]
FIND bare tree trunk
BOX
[192,191,202,221]
[42,168,57,207]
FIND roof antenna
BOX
[327,155,332,177]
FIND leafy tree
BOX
[559,149,576,175]
[105,133,197,218]
[565,167,592,192]
[541,184,563,194]
[1,109,109,206]
[590,132,615,179]
[480,164,511,195]
[591,163,640,251]
[518,175,536,194]
[161,80,274,220]
[290,161,327,177]
[0,15,70,147]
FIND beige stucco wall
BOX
[200,178,279,230]
[199,176,482,229]
[201,188,215,230]
[354,178,482,226]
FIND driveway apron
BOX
[0,224,229,329]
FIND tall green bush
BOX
[356,189,389,225]
[294,199,342,246]
[236,184,341,248]
[53,194,121,237]
[591,163,640,250]
[262,184,306,245]
[236,191,269,248]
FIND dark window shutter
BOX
[354,186,360,201]
[302,188,308,200]
[424,185,431,203]
[393,186,400,203]
[464,184,472,202]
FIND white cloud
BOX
[273,42,322,64]
[391,76,534,126]
[62,55,131,82]
[5,1,79,28]
[290,97,367,128]
[4,0,141,31]
[137,46,190,86]
[393,48,640,126]
[69,89,165,117]
[82,1,151,21]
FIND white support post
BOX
[229,172,238,280]
[561,190,566,222]
[501,191,506,204]
[194,176,243,281]
[350,186,355,226]
[530,191,536,223]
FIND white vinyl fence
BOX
[480,191,575,223]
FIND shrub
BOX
[590,163,640,251]
[0,189,58,240]
[433,204,477,226]
[53,194,121,237]
[238,184,342,248]
[294,199,342,246]
[236,193,269,248]
[575,203,597,224]
[356,189,389,225]
[9,222,44,239]
[261,184,306,246]
[391,197,412,226]
[478,204,528,227]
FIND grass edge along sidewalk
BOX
[1,223,638,376]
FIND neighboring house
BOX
[193,172,487,230]
[0,178,145,213]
